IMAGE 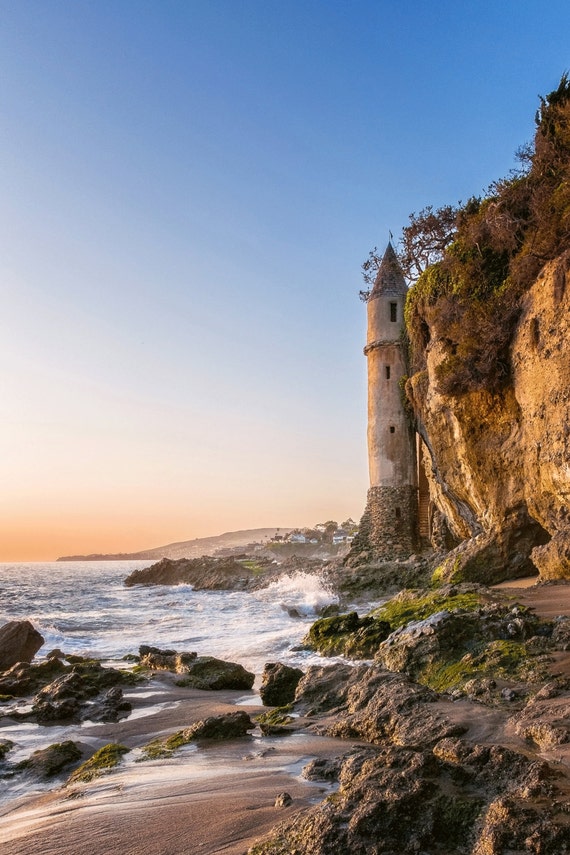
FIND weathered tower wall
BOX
[363,245,418,558]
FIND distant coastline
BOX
[56,527,292,562]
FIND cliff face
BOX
[513,252,570,578]
[408,251,570,582]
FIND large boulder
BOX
[260,663,304,707]
[183,711,254,740]
[0,620,44,671]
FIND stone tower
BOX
[363,243,418,557]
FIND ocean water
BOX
[0,560,340,673]
[0,560,345,809]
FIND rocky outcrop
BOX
[138,646,255,690]
[244,582,570,853]
[124,555,277,590]
[295,663,465,747]
[250,739,567,855]
[249,656,570,855]
[303,586,554,699]
[0,620,44,670]
[407,252,570,582]
[0,656,137,724]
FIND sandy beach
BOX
[2,579,570,855]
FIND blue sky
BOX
[0,0,568,558]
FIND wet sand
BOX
[0,680,344,855]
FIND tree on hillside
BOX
[320,520,339,543]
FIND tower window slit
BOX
[389,426,395,433]
[385,365,391,380]
[390,302,397,322]
[395,507,401,519]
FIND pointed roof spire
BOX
[369,242,407,299]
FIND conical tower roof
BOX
[369,242,407,298]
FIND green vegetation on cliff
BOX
[399,74,570,392]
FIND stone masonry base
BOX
[364,485,418,560]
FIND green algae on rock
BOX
[303,586,553,699]
[140,711,255,760]
[304,612,392,658]
[304,586,484,659]
[139,730,192,761]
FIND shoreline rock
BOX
[138,646,255,690]
[0,620,44,671]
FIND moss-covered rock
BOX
[256,706,296,736]
[16,740,82,778]
[304,612,392,658]
[304,586,484,660]
[372,586,483,627]
[140,730,193,760]
[376,595,552,695]
[68,743,130,784]
[140,711,255,760]
[304,586,552,699]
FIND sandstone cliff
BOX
[385,76,570,584]
[408,250,570,582]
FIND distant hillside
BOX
[56,528,292,562]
